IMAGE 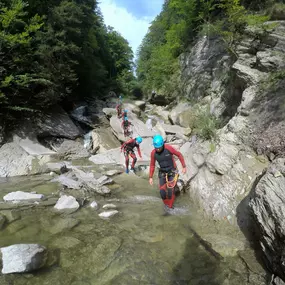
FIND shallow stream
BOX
[0,170,267,284]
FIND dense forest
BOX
[136,0,285,97]
[0,0,137,122]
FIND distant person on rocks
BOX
[122,109,128,119]
[121,116,133,137]
[116,95,123,118]
[121,136,143,173]
[149,134,187,209]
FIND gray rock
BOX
[99,210,119,218]
[134,100,146,110]
[249,159,285,281]
[102,108,116,118]
[206,142,239,175]
[192,153,205,168]
[89,201,98,209]
[54,195,80,211]
[1,244,47,274]
[0,142,50,178]
[102,204,117,210]
[169,102,191,125]
[56,140,90,160]
[159,123,191,137]
[3,191,45,202]
[52,175,82,190]
[97,175,113,186]
[36,105,81,139]
[13,135,56,156]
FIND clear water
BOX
[0,171,266,285]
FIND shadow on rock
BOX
[171,233,223,285]
[236,169,275,283]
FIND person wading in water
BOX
[149,134,187,209]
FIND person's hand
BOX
[182,167,187,174]
[149,178,153,185]
[139,155,142,159]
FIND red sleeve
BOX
[121,138,134,150]
[164,144,186,168]
[149,149,156,178]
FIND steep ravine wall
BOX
[175,20,285,282]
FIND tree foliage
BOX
[0,0,134,121]
[136,0,270,97]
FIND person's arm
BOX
[165,145,186,168]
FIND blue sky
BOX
[99,0,164,57]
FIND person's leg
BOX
[159,175,168,205]
[130,152,137,170]
[164,173,176,208]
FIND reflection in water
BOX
[0,172,264,284]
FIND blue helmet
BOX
[136,136,142,144]
[119,95,122,99]
[153,134,164,148]
[124,109,128,113]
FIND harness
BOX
[159,169,179,189]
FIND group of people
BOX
[121,134,186,209]
[116,95,187,209]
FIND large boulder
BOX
[169,102,191,125]
[13,135,55,156]
[249,159,285,281]
[0,142,51,177]
[55,140,90,160]
[35,105,81,139]
[1,244,47,274]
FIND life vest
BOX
[154,146,175,173]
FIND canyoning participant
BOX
[122,109,128,119]
[121,116,133,137]
[149,134,187,209]
[116,95,123,118]
[121,136,143,173]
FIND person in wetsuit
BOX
[121,116,132,136]
[122,109,128,119]
[116,95,123,118]
[149,134,187,209]
[121,136,143,173]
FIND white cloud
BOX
[99,0,152,57]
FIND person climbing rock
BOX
[116,95,123,118]
[122,109,128,119]
[121,136,143,173]
[149,134,187,209]
[121,116,133,137]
